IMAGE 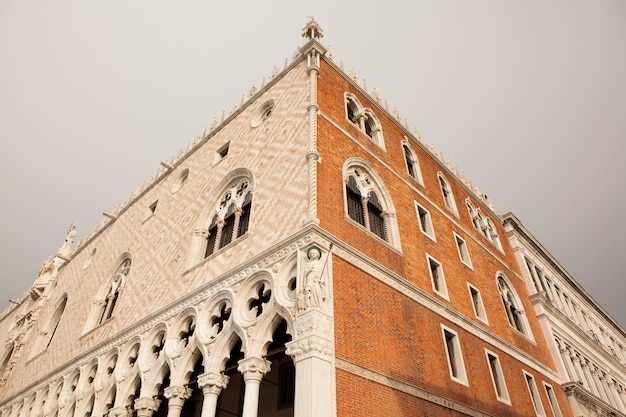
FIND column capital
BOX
[198,372,230,395]
[134,397,161,417]
[108,407,130,417]
[237,357,271,383]
[286,336,332,363]
[164,386,193,406]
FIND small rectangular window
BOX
[468,284,488,323]
[454,233,472,268]
[543,383,562,417]
[218,142,230,158]
[442,326,468,385]
[427,255,448,300]
[486,350,509,403]
[524,371,546,416]
[415,202,435,241]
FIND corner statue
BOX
[301,245,331,310]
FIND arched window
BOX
[438,173,458,214]
[31,295,68,357]
[0,343,15,385]
[344,93,384,147]
[402,142,423,184]
[466,199,503,250]
[98,258,131,325]
[205,177,253,258]
[345,95,360,125]
[343,162,400,247]
[497,275,529,336]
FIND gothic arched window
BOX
[344,163,400,247]
[31,294,68,357]
[497,275,529,336]
[344,93,384,147]
[205,178,253,258]
[466,199,503,250]
[402,142,423,184]
[98,258,131,325]
[438,173,458,214]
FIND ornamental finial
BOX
[302,18,323,41]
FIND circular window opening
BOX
[251,99,275,128]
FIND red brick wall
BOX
[317,59,573,417]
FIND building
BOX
[504,213,626,416]
[0,20,583,417]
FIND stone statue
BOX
[303,247,326,309]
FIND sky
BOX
[1,1,625,328]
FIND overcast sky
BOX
[1,1,625,328]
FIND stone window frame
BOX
[188,169,255,268]
[401,140,424,185]
[523,371,547,417]
[485,349,510,404]
[30,294,68,358]
[342,159,401,250]
[437,172,458,215]
[427,254,449,300]
[441,325,468,386]
[454,232,472,269]
[542,382,563,417]
[82,255,131,334]
[344,92,385,149]
[497,273,533,340]
[415,201,436,242]
[467,283,488,324]
[466,199,503,251]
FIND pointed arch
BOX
[189,168,255,267]
[438,172,458,214]
[401,140,423,184]
[496,273,532,339]
[30,294,68,357]
[342,159,401,249]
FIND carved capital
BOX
[108,406,130,417]
[237,357,271,383]
[198,372,229,395]
[134,397,161,417]
[163,386,193,405]
[285,336,333,363]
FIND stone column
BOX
[237,357,271,417]
[197,372,229,417]
[361,197,370,230]
[163,386,192,417]
[606,378,624,412]
[569,351,584,383]
[133,397,161,417]
[580,360,599,397]
[286,309,333,417]
[231,208,243,242]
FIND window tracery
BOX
[98,258,131,325]
[402,141,423,184]
[497,274,529,336]
[466,199,502,249]
[438,173,458,214]
[204,178,252,258]
[344,165,394,243]
[344,93,384,146]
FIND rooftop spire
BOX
[302,17,323,42]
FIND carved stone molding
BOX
[285,336,332,363]
[133,397,161,417]
[237,357,271,383]
[197,372,229,395]
[163,386,192,404]
[107,406,130,417]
